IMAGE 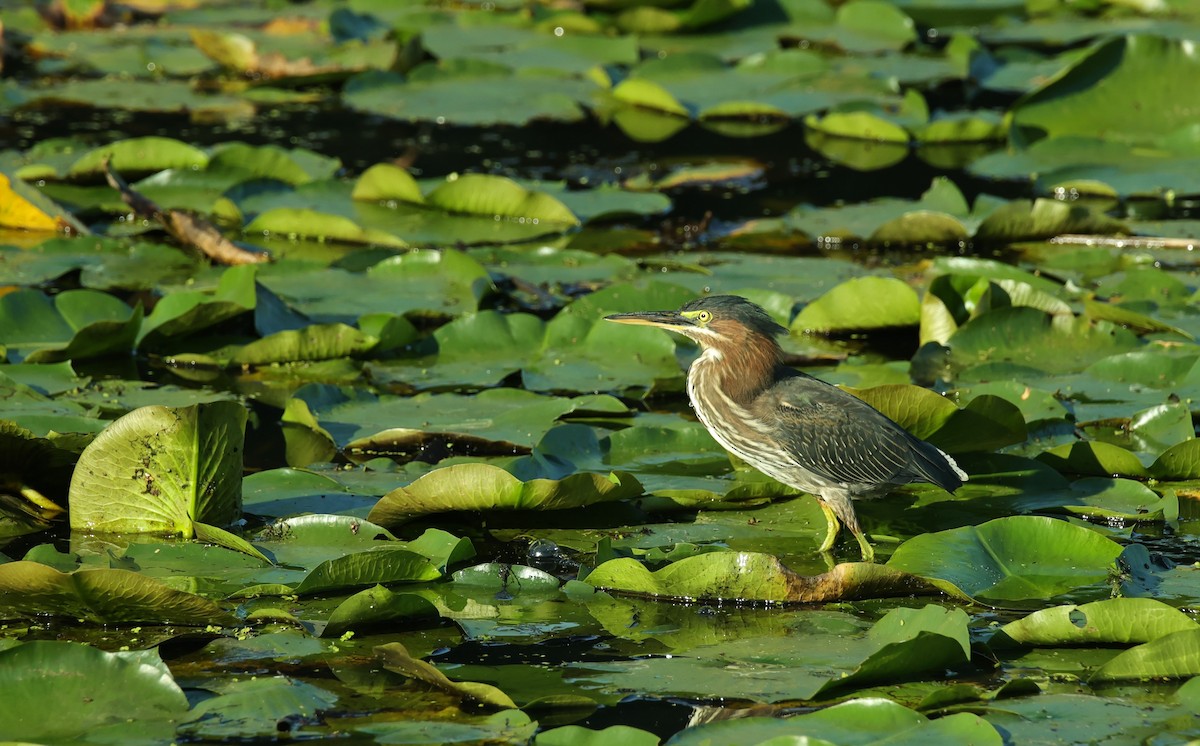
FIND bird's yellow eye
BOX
[696,310,712,323]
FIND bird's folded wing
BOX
[768,388,918,488]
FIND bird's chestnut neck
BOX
[696,328,783,405]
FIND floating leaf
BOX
[323,585,440,637]
[818,605,971,696]
[178,676,339,740]
[289,548,442,596]
[0,172,71,232]
[994,598,1197,647]
[1091,629,1200,682]
[293,385,627,459]
[887,516,1124,602]
[792,276,921,333]
[68,137,208,179]
[68,401,247,535]
[973,198,1127,242]
[139,263,256,349]
[535,725,660,746]
[375,641,517,709]
[244,207,406,246]
[1037,441,1149,479]
[351,163,423,204]
[426,173,579,227]
[585,552,936,603]
[230,323,381,366]
[946,307,1140,375]
[343,68,591,126]
[0,288,142,364]
[1150,439,1200,480]
[0,642,189,745]
[368,463,642,528]
[668,698,1000,746]
[1011,35,1200,148]
[0,561,235,625]
[257,249,494,322]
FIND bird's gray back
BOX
[752,370,965,495]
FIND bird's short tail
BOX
[909,439,968,492]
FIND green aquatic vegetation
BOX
[3,0,1200,742]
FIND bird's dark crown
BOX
[681,295,787,338]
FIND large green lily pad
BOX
[68,401,246,535]
[887,516,1124,602]
[0,642,189,745]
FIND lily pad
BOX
[0,288,142,364]
[257,249,494,322]
[322,584,441,637]
[585,552,936,603]
[343,68,592,126]
[0,642,189,745]
[138,263,256,349]
[994,598,1197,647]
[792,276,921,334]
[368,463,643,528]
[67,137,209,179]
[375,641,516,709]
[1090,628,1200,682]
[946,307,1140,375]
[1010,35,1200,148]
[288,385,627,460]
[68,401,247,535]
[662,698,999,745]
[886,516,1124,602]
[178,676,339,740]
[0,561,235,625]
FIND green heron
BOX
[606,295,967,562]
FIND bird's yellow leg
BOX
[853,530,875,564]
[817,500,840,554]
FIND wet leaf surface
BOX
[5,1,1200,742]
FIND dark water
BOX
[2,103,1018,225]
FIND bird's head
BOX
[605,295,787,355]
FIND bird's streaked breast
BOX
[687,356,828,493]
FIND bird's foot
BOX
[854,532,876,564]
[817,501,840,554]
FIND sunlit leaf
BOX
[1090,629,1200,682]
[68,401,246,535]
[1011,35,1200,148]
[792,276,921,333]
[585,552,936,603]
[0,561,235,625]
[323,585,440,638]
[368,463,642,527]
[994,598,1197,647]
[887,516,1124,602]
[668,698,1000,746]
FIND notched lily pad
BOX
[993,598,1197,647]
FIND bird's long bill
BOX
[604,311,693,331]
